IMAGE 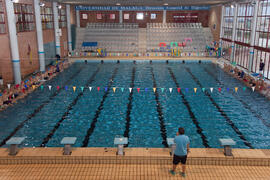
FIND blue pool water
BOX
[0,60,270,149]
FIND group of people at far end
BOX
[223,59,270,97]
[0,55,70,110]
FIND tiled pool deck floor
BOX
[1,164,270,180]
[0,148,269,179]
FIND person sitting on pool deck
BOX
[169,127,190,177]
[237,70,245,79]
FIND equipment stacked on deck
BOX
[146,23,212,53]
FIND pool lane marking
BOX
[168,67,210,148]
[81,67,119,147]
[150,67,169,148]
[203,66,270,128]
[40,67,101,147]
[185,67,254,149]
[0,65,85,147]
[123,67,136,146]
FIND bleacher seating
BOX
[146,23,211,53]
[74,23,213,56]
[76,23,139,53]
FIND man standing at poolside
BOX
[170,127,190,177]
[259,59,265,78]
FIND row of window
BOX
[41,7,53,29]
[222,0,270,79]
[14,4,35,32]
[0,2,66,34]
[0,0,5,34]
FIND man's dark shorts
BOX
[173,154,187,165]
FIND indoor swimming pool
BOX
[0,60,269,149]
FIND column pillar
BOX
[219,5,225,53]
[76,10,80,28]
[53,2,61,56]
[119,10,123,23]
[5,0,21,84]
[248,1,259,72]
[230,4,238,63]
[66,4,72,52]
[34,0,45,72]
[163,10,166,24]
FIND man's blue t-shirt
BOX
[174,135,190,156]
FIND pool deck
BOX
[69,56,218,62]
[0,148,269,179]
[1,163,270,180]
[0,147,269,166]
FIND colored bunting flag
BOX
[36,85,259,94]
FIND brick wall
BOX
[0,35,13,83]
[17,31,39,78]
[79,10,210,28]
[80,11,120,27]
[70,5,76,25]
[208,6,222,42]
[79,11,163,28]
[122,11,163,28]
[60,28,68,56]
[166,10,209,27]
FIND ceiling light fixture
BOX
[164,3,168,6]
[231,4,234,8]
[116,3,121,6]
[58,5,62,9]
[250,0,256,6]
[39,2,45,7]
